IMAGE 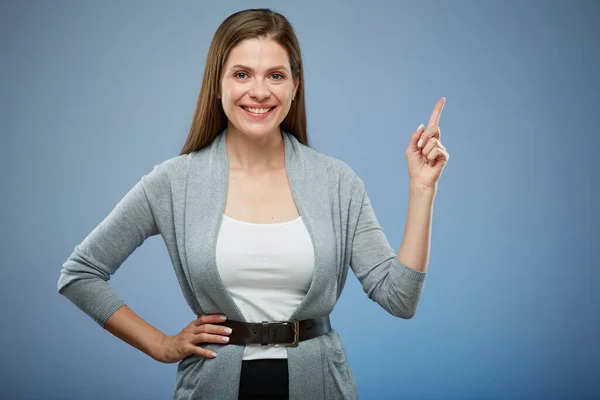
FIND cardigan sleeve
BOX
[57,164,167,328]
[349,178,427,319]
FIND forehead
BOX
[225,38,291,71]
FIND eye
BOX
[270,73,284,80]
[234,72,248,79]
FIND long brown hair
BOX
[179,8,308,156]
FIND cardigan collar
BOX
[183,129,332,322]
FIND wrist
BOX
[409,181,437,197]
[151,333,168,362]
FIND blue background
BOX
[1,0,598,399]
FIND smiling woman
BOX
[179,8,306,155]
[58,7,444,400]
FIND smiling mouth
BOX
[240,106,276,115]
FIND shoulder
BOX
[154,152,192,176]
[295,140,365,195]
[140,152,192,193]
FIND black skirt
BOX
[238,358,289,399]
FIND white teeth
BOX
[243,107,272,114]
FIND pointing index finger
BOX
[427,97,446,128]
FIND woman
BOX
[57,8,449,400]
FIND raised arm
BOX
[349,179,427,319]
[350,97,450,319]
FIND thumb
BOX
[408,124,425,153]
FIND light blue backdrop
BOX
[1,0,598,399]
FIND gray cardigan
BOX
[57,129,427,399]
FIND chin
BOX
[238,124,278,138]
[232,118,282,138]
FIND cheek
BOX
[220,82,234,104]
[222,83,246,101]
[280,89,294,109]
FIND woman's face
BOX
[220,37,298,140]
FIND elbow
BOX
[364,274,425,320]
[384,294,420,319]
[57,274,70,296]
[387,304,418,319]
[57,255,111,296]
[394,308,417,320]
[57,269,72,295]
[57,270,79,296]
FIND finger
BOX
[410,124,425,151]
[195,332,231,344]
[418,126,441,150]
[427,147,449,166]
[193,314,227,326]
[193,344,217,358]
[196,323,233,336]
[421,137,441,157]
[427,97,446,129]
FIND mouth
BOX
[240,106,276,118]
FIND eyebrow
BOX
[228,64,290,73]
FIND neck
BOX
[225,125,285,172]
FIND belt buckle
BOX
[272,320,299,347]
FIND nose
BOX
[248,78,270,101]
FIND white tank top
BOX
[215,214,315,360]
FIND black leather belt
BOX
[221,315,331,347]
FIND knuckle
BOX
[199,332,211,342]
[194,344,207,356]
[428,127,439,138]
[195,335,205,346]
[187,344,197,354]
